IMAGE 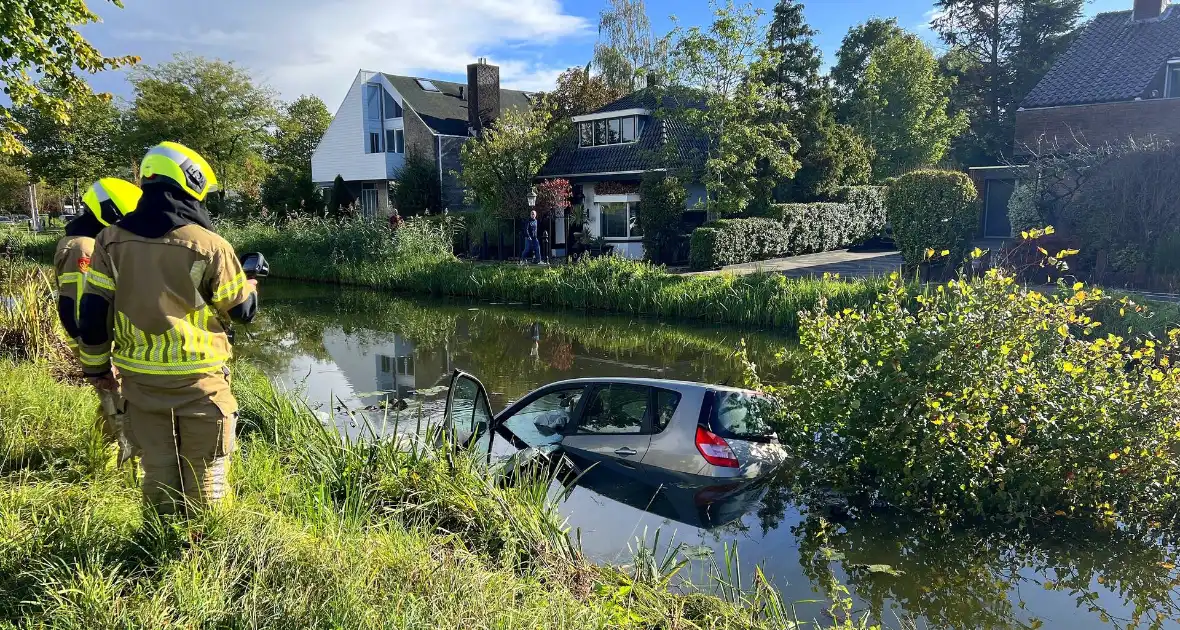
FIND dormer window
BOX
[579,115,640,147]
[1167,60,1180,98]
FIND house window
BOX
[364,84,382,120]
[1167,62,1180,98]
[361,182,379,218]
[608,118,621,143]
[600,202,642,239]
[621,116,636,142]
[386,129,404,154]
[383,91,403,119]
[369,132,382,154]
[579,116,640,147]
[579,122,594,146]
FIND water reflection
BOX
[240,281,1180,629]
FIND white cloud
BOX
[92,0,590,104]
[919,7,947,30]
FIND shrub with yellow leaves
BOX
[780,244,1180,523]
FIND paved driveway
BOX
[684,249,904,280]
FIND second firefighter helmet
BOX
[140,141,218,201]
[82,178,143,226]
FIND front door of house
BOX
[984,179,1015,238]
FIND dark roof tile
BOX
[382,73,533,136]
[1022,8,1180,108]
[540,88,709,178]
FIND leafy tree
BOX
[391,153,441,216]
[638,172,688,264]
[327,175,354,218]
[533,178,572,219]
[764,0,821,107]
[593,0,669,93]
[933,0,1083,165]
[14,88,124,208]
[128,54,278,194]
[541,66,626,125]
[0,0,137,155]
[0,157,29,214]
[667,0,797,216]
[261,171,325,221]
[458,106,560,219]
[857,34,967,179]
[762,0,870,201]
[267,95,332,173]
[831,18,904,123]
[261,95,332,218]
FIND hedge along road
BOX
[237,280,1180,630]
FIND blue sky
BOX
[81,0,1133,108]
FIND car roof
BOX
[534,377,758,395]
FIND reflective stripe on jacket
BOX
[79,224,254,377]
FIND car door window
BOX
[577,385,650,435]
[501,387,586,447]
[444,371,494,455]
[653,389,681,433]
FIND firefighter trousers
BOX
[123,399,237,513]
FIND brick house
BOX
[973,0,1180,237]
[537,90,708,260]
[1016,0,1180,152]
[312,60,531,218]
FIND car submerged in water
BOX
[440,372,788,481]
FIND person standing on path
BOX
[522,209,541,264]
[79,141,259,514]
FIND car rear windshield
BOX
[704,390,780,442]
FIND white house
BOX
[312,60,532,218]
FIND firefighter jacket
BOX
[52,234,95,349]
[78,222,256,413]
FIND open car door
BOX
[442,370,495,459]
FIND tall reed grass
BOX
[220,218,888,330]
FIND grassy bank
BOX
[218,219,888,330]
[0,263,862,629]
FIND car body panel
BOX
[444,373,786,481]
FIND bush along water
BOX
[776,245,1180,524]
[689,186,886,270]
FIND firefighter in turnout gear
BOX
[79,141,259,513]
[54,178,141,446]
[54,178,142,352]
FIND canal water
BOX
[239,281,1180,629]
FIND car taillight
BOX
[695,425,739,468]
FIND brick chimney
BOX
[467,58,500,137]
[1133,0,1167,21]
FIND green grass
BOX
[220,219,889,330]
[1,358,874,629]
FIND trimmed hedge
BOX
[689,186,886,270]
[886,170,978,266]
